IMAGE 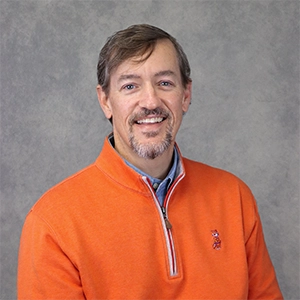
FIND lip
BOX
[132,115,168,136]
[136,117,164,124]
[129,108,169,128]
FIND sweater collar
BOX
[94,134,185,193]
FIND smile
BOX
[136,117,164,124]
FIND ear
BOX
[96,85,112,120]
[182,81,192,113]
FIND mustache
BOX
[129,108,170,125]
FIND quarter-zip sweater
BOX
[18,137,283,300]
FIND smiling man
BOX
[18,24,283,300]
[97,37,191,179]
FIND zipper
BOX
[142,173,184,277]
[161,206,172,229]
[160,203,177,276]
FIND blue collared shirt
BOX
[125,149,179,206]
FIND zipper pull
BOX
[161,206,172,229]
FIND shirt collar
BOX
[125,148,178,188]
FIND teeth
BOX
[137,117,163,124]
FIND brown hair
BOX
[97,24,191,95]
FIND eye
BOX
[158,80,175,89]
[159,81,172,87]
[123,84,135,90]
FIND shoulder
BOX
[30,163,100,216]
[182,157,254,199]
[182,157,241,181]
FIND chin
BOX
[130,133,172,160]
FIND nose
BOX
[138,83,162,110]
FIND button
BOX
[153,182,159,190]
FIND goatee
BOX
[129,108,173,160]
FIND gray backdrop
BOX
[1,1,299,299]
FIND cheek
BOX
[172,101,186,117]
[110,104,133,127]
[110,102,127,117]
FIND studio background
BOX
[1,1,299,299]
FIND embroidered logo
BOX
[211,229,221,250]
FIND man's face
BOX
[98,39,191,162]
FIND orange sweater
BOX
[18,137,283,299]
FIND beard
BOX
[129,108,173,160]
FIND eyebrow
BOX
[118,74,141,83]
[154,70,176,78]
[117,70,177,84]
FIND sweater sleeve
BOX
[18,211,85,300]
[242,186,283,300]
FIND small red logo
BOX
[211,229,221,250]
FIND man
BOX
[18,24,283,299]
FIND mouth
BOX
[130,108,169,128]
[131,108,169,125]
[136,117,165,125]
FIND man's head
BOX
[97,24,191,96]
[96,24,192,165]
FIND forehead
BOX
[111,39,180,80]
